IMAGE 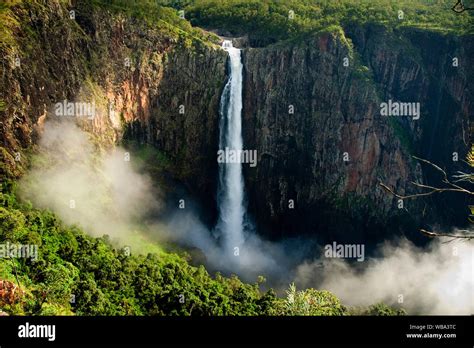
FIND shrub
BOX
[281,283,345,316]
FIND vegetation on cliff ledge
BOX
[175,0,473,45]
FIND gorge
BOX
[0,0,472,316]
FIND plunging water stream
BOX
[216,40,246,255]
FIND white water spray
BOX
[216,40,246,256]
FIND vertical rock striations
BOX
[0,1,227,213]
[241,26,471,243]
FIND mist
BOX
[19,120,163,246]
[294,237,474,315]
[148,207,474,315]
[20,120,473,315]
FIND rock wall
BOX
[241,26,472,243]
[0,0,227,213]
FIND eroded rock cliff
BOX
[1,1,471,245]
[241,25,472,243]
[0,0,227,211]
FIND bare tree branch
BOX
[420,229,474,240]
[380,155,473,241]
[379,155,473,199]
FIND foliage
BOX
[455,144,474,185]
[0,1,21,51]
[0,181,404,316]
[171,0,472,46]
[280,283,345,316]
[0,183,278,315]
[347,303,406,316]
[88,0,221,46]
[365,303,407,316]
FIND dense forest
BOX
[177,0,473,45]
[1,169,404,316]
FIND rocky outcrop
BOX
[241,26,472,243]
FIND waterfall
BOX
[216,40,246,256]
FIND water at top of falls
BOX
[216,39,246,256]
[222,39,233,49]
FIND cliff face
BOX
[1,1,471,245]
[0,1,227,209]
[346,25,473,226]
[123,46,227,204]
[241,26,472,243]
